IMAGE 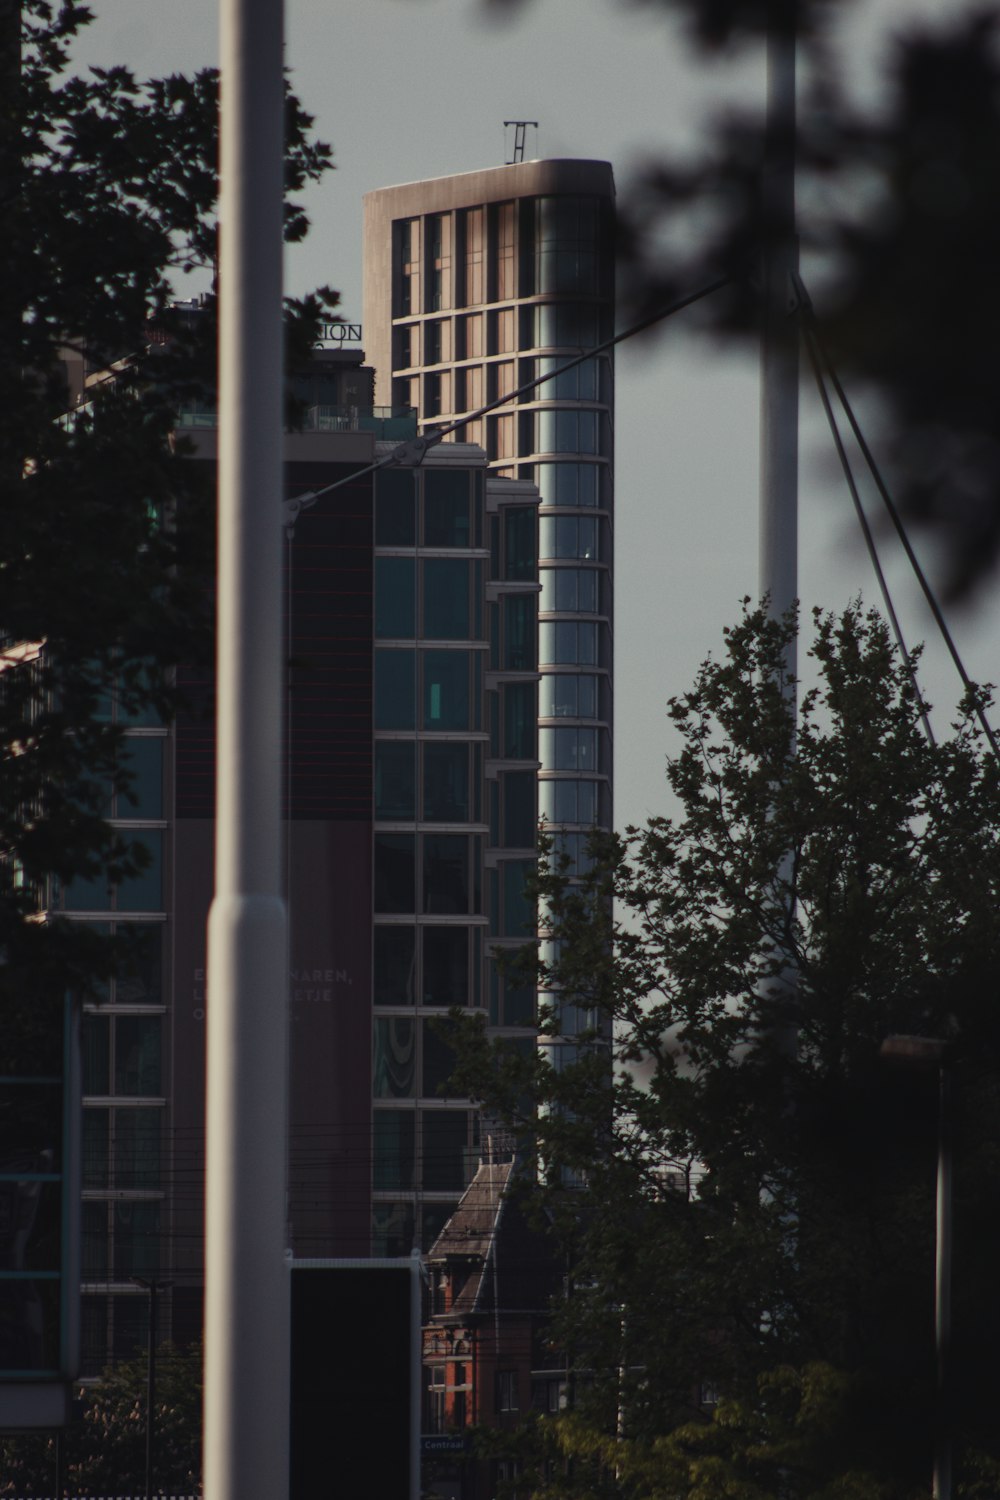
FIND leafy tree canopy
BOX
[452,603,1000,1498]
[0,1341,202,1495]
[0,0,335,1005]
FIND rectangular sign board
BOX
[290,1257,421,1500]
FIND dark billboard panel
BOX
[290,1259,419,1500]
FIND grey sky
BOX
[74,0,998,827]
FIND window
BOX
[496,1370,519,1412]
[393,219,420,317]
[423,651,472,731]
[535,356,599,402]
[540,778,599,826]
[375,558,415,638]
[503,507,536,581]
[539,515,597,560]
[539,621,598,665]
[535,463,599,508]
[423,743,469,822]
[503,681,536,759]
[373,1017,416,1098]
[375,650,416,730]
[114,737,163,819]
[373,925,416,1005]
[537,409,599,456]
[502,860,535,937]
[540,726,599,772]
[502,771,536,848]
[423,834,471,915]
[423,560,470,639]
[540,568,599,614]
[63,831,164,913]
[423,469,471,547]
[422,1021,458,1097]
[532,302,600,349]
[374,1110,415,1190]
[539,675,598,720]
[502,595,535,671]
[376,470,416,545]
[374,832,415,913]
[422,926,469,1006]
[374,742,416,821]
[463,207,484,305]
[423,1110,469,1192]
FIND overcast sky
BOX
[74,0,998,829]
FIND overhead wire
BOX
[794,273,1000,760]
[794,277,936,747]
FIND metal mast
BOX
[205,2,289,1498]
[759,2,799,665]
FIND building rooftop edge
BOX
[363,157,615,208]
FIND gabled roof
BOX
[426,1158,558,1324]
[427,1158,513,1264]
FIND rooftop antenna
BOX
[504,120,538,164]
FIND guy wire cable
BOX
[793,271,1000,760]
[798,305,935,746]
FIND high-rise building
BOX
[364,159,616,1068]
[54,342,541,1371]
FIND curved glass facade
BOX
[367,159,614,1198]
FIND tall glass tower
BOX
[364,159,616,1072]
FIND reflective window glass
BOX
[114,1108,160,1189]
[375,470,416,545]
[83,1108,109,1188]
[375,650,416,730]
[82,1201,108,1279]
[375,558,415,638]
[539,622,597,665]
[423,743,469,822]
[117,738,163,819]
[374,833,415,913]
[539,675,598,719]
[82,1015,110,1096]
[503,681,535,758]
[373,1017,415,1098]
[372,1201,415,1258]
[423,470,470,546]
[422,927,469,1006]
[503,595,535,671]
[114,1016,161,1096]
[374,1110,415,1190]
[503,771,536,848]
[116,925,162,1004]
[423,651,470,730]
[540,727,598,771]
[539,516,598,561]
[503,860,535,938]
[373,925,416,1005]
[422,1022,459,1098]
[423,560,469,638]
[422,1110,468,1192]
[117,831,163,913]
[503,507,536,581]
[113,1200,160,1281]
[536,464,598,508]
[540,569,599,613]
[375,742,416,821]
[423,834,470,915]
[536,357,598,402]
[532,303,599,349]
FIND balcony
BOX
[176,402,417,439]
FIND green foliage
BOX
[0,1342,202,1495]
[0,1,336,1007]
[450,603,1000,1497]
